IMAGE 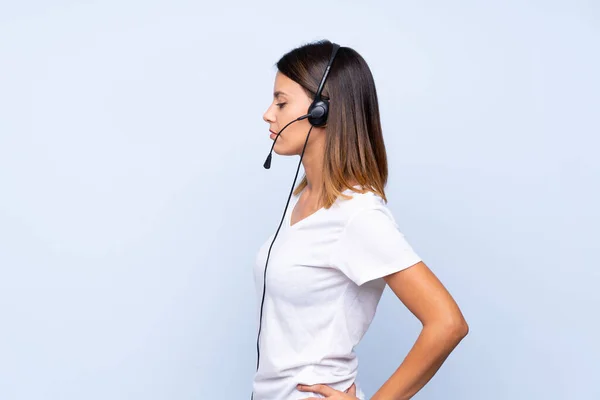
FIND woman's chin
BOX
[273,148,295,156]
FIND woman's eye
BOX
[276,103,286,109]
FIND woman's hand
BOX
[297,382,359,399]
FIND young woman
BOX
[253,40,468,400]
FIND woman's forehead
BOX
[273,72,302,98]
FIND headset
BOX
[252,42,341,399]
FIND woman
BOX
[253,40,468,400]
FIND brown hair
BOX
[276,39,389,208]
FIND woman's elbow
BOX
[434,314,469,343]
[448,315,469,342]
[454,318,469,340]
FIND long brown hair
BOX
[276,39,389,208]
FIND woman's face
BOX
[263,71,324,156]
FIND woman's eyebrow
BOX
[273,90,287,98]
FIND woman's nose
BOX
[263,107,274,123]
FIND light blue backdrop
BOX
[0,1,598,399]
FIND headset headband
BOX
[315,43,340,100]
[307,42,341,127]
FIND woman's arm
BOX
[372,261,469,400]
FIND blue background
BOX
[0,1,598,399]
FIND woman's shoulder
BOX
[337,185,385,206]
[334,186,390,220]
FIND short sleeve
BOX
[329,206,422,286]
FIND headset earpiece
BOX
[307,99,329,127]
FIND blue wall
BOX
[0,1,598,399]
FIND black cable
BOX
[252,124,314,399]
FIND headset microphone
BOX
[263,113,310,169]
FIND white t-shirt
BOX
[252,186,421,399]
